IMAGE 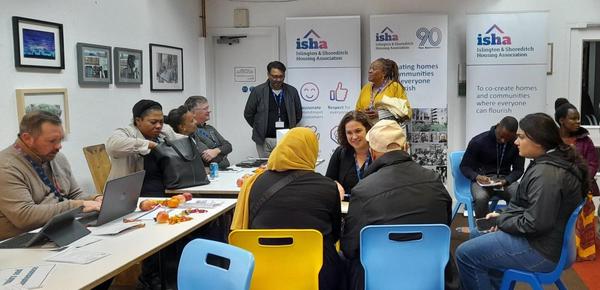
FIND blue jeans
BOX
[455,231,556,290]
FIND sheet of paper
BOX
[45,249,110,264]
[181,200,224,209]
[92,222,145,236]
[477,180,503,187]
[0,264,55,289]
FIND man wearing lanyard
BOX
[185,95,233,169]
[0,111,102,241]
[460,116,525,218]
[244,61,302,158]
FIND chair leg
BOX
[451,202,462,222]
[510,277,543,290]
[499,279,516,290]
[555,279,567,290]
[489,199,499,212]
[465,202,478,239]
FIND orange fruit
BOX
[155,211,169,224]
[174,195,186,204]
[167,198,180,208]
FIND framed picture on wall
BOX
[16,88,70,133]
[76,43,112,86]
[149,43,184,91]
[114,47,143,85]
[12,16,65,69]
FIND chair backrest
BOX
[229,229,323,290]
[178,238,255,290]
[360,224,450,290]
[450,151,471,200]
[83,144,111,194]
[538,201,585,280]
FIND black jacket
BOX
[461,126,524,184]
[497,150,586,262]
[326,146,361,196]
[341,150,458,290]
[249,170,342,290]
[243,80,302,145]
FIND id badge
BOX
[275,121,284,128]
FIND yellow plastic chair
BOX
[229,229,323,290]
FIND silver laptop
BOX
[78,170,145,227]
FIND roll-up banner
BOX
[466,12,548,142]
[286,16,361,172]
[370,14,449,181]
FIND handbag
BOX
[153,136,210,189]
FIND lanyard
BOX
[272,90,284,120]
[369,80,389,109]
[14,144,64,202]
[197,127,220,146]
[496,143,506,176]
[354,152,372,181]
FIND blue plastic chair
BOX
[450,150,500,238]
[360,224,450,290]
[499,202,585,290]
[178,238,255,290]
[450,151,479,238]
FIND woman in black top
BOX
[326,111,372,200]
[232,127,343,290]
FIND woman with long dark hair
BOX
[456,113,587,290]
[326,111,372,200]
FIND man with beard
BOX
[244,61,302,158]
[0,111,101,240]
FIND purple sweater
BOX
[574,128,599,196]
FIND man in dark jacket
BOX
[243,61,302,158]
[461,116,525,218]
[341,120,459,290]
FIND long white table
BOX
[0,198,237,290]
[166,167,256,196]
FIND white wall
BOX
[0,0,204,193]
[205,0,600,156]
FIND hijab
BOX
[231,127,318,229]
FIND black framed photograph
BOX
[150,43,183,91]
[12,16,65,69]
[113,47,143,85]
[76,43,111,86]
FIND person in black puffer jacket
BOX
[456,113,588,290]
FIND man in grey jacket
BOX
[244,61,302,158]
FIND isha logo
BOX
[375,27,399,42]
[296,29,328,49]
[477,24,512,46]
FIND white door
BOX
[208,27,279,164]
[568,26,600,108]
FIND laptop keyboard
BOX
[76,212,99,226]
[0,233,37,248]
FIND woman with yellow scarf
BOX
[232,127,343,290]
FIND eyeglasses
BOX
[268,74,285,81]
